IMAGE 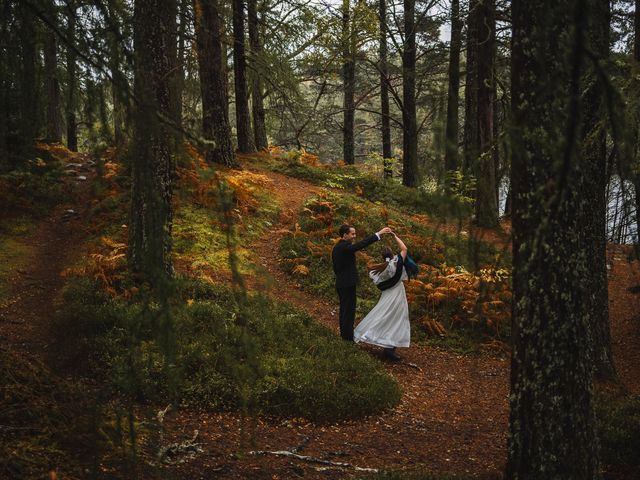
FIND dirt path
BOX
[164,169,510,479]
[0,156,93,368]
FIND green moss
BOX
[58,278,401,422]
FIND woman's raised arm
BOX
[393,233,408,259]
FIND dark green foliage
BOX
[271,160,472,220]
[58,278,401,422]
[596,394,640,477]
[0,155,65,216]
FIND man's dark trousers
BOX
[332,233,379,341]
[337,286,357,341]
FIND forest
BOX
[1,0,639,478]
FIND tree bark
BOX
[248,0,268,151]
[444,0,461,180]
[18,3,39,151]
[44,27,62,143]
[581,0,615,380]
[463,0,478,173]
[342,0,355,165]
[379,0,392,176]
[635,0,640,242]
[402,0,418,187]
[232,0,255,152]
[468,0,498,227]
[194,0,236,167]
[129,0,176,280]
[65,7,77,152]
[176,0,188,133]
[506,0,600,477]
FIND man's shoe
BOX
[383,347,401,361]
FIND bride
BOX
[354,232,409,361]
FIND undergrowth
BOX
[266,149,472,220]
[596,393,640,479]
[279,191,510,349]
[57,278,401,422]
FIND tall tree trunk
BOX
[176,0,188,134]
[0,0,12,166]
[463,0,478,172]
[66,7,77,152]
[474,0,498,227]
[635,0,640,242]
[506,0,600,477]
[582,0,615,380]
[194,0,236,167]
[129,0,176,279]
[44,28,62,143]
[19,3,38,151]
[342,0,355,165]
[402,0,418,187]
[444,0,461,181]
[248,0,268,150]
[167,0,180,149]
[232,0,255,152]
[379,0,392,176]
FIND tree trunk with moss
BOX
[129,0,176,280]
[635,0,640,242]
[581,0,615,380]
[194,0,236,167]
[506,0,600,478]
[468,0,497,227]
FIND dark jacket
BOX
[332,234,379,288]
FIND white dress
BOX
[354,255,410,348]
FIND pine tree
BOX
[506,0,600,477]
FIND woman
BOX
[354,232,409,361]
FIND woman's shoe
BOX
[383,347,401,361]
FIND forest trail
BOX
[0,155,94,371]
[168,167,512,479]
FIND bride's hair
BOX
[368,247,394,274]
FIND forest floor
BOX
[1,162,639,479]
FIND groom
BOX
[332,224,392,341]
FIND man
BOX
[332,224,392,341]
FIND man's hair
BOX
[339,224,354,237]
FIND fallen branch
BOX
[248,449,378,472]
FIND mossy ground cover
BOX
[59,277,400,422]
[0,218,35,303]
[279,190,511,350]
